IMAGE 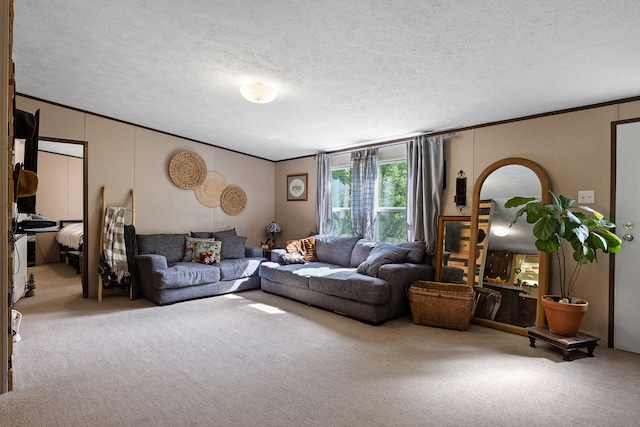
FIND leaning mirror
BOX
[467,158,551,335]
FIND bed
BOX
[57,220,83,273]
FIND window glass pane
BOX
[378,161,407,208]
[377,211,407,243]
[332,210,352,237]
[331,168,350,208]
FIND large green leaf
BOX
[505,196,537,208]
[533,215,557,240]
[536,236,560,253]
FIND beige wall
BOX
[34,151,83,264]
[277,100,640,341]
[16,95,276,299]
[275,157,317,245]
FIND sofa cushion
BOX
[314,235,360,267]
[259,263,311,289]
[153,262,221,289]
[190,228,237,239]
[308,271,389,305]
[357,243,410,277]
[397,241,426,263]
[213,228,237,238]
[137,234,189,264]
[349,239,377,267]
[260,262,352,289]
[217,234,247,259]
[217,258,263,280]
[183,237,220,262]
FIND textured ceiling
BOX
[12,0,640,161]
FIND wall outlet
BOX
[578,190,595,204]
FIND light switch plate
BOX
[578,190,594,204]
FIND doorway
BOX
[611,120,640,354]
[28,138,88,298]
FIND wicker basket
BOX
[408,281,476,331]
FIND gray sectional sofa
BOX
[259,235,434,324]
[136,231,265,305]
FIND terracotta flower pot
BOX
[541,295,588,336]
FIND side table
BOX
[526,326,600,361]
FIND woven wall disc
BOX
[169,151,207,189]
[194,170,228,208]
[220,185,247,216]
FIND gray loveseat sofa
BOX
[259,235,434,324]
[136,231,265,305]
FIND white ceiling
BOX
[12,1,640,161]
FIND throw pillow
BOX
[285,237,317,262]
[216,234,247,259]
[279,252,305,265]
[285,239,301,253]
[356,243,411,277]
[183,237,220,263]
[200,251,218,265]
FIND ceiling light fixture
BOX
[240,83,277,104]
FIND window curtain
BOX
[350,148,378,239]
[406,135,444,254]
[315,153,333,235]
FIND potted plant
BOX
[505,191,622,336]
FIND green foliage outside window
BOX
[377,162,407,243]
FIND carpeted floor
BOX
[1,263,640,426]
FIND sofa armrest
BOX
[379,263,435,318]
[271,248,286,262]
[245,246,264,258]
[135,254,169,300]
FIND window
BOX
[330,151,407,242]
[331,167,352,237]
[376,160,407,243]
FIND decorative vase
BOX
[541,295,588,337]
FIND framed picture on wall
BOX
[287,173,308,201]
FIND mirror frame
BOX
[467,157,552,335]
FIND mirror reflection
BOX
[435,216,471,284]
[470,160,550,333]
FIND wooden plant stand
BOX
[526,326,600,361]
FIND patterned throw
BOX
[102,207,130,281]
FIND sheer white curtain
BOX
[315,153,333,235]
[406,135,444,254]
[350,148,378,239]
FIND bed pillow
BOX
[356,243,410,277]
[183,237,220,263]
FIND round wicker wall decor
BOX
[194,170,228,208]
[220,185,247,216]
[169,151,207,189]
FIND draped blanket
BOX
[99,207,130,289]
